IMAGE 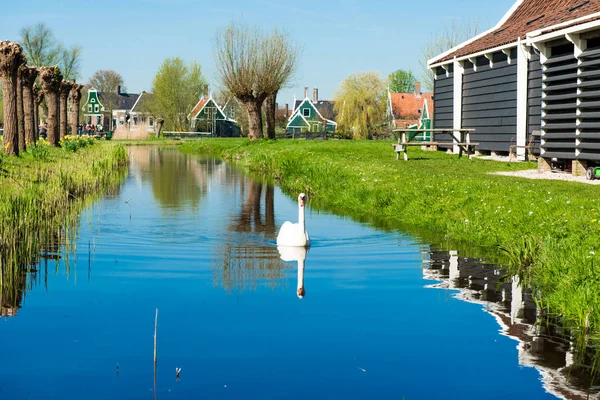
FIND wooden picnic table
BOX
[391,128,478,161]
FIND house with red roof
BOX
[428,0,600,175]
[387,82,434,128]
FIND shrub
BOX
[60,135,95,152]
[27,140,51,161]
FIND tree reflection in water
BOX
[213,179,287,294]
[423,248,600,399]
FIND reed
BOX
[0,142,129,311]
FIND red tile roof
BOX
[190,98,209,118]
[389,92,433,127]
[437,0,600,63]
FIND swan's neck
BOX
[297,260,305,291]
[298,205,305,230]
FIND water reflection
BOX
[213,179,287,293]
[423,248,599,399]
[277,246,308,298]
[128,147,217,210]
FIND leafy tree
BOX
[333,72,387,140]
[60,46,83,81]
[88,69,125,112]
[20,23,62,66]
[420,19,482,92]
[151,57,207,131]
[20,23,82,80]
[388,69,416,93]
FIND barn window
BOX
[303,108,310,117]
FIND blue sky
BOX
[3,0,515,105]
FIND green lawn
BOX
[180,138,600,338]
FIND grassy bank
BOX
[180,138,600,336]
[0,141,129,274]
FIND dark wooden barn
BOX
[429,0,600,175]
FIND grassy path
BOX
[180,138,600,336]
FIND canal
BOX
[0,147,592,399]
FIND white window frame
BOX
[88,104,92,112]
[303,108,310,117]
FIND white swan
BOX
[276,193,310,247]
[277,245,307,299]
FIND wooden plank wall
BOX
[541,43,577,160]
[433,65,454,143]
[461,50,518,152]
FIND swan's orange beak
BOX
[300,198,305,207]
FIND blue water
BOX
[0,148,555,399]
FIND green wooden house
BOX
[189,96,240,137]
[286,97,337,134]
[81,89,106,127]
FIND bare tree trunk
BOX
[22,67,38,147]
[16,68,25,152]
[0,41,24,156]
[264,91,277,140]
[59,81,72,139]
[69,83,83,135]
[243,99,264,140]
[156,118,164,138]
[39,67,63,147]
[33,86,43,142]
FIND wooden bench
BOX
[509,131,540,161]
[392,128,478,161]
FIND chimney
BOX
[117,85,121,95]
[285,103,289,116]
[414,81,421,98]
[304,86,309,99]
[313,88,318,103]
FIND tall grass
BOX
[180,139,600,338]
[0,143,128,308]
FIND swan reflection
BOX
[277,246,308,299]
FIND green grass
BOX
[179,138,600,337]
[0,142,129,276]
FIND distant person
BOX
[40,123,48,139]
[77,123,83,136]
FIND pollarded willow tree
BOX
[38,66,63,146]
[69,83,83,136]
[33,84,43,140]
[20,66,38,147]
[214,22,299,140]
[261,30,299,140]
[16,63,27,152]
[0,41,25,156]
[214,23,264,140]
[333,72,388,140]
[59,80,73,139]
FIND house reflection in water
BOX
[0,264,31,318]
[422,248,599,400]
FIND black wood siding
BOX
[577,45,600,161]
[541,43,577,159]
[527,49,542,155]
[462,50,517,152]
[433,65,454,143]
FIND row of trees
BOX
[0,41,84,155]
